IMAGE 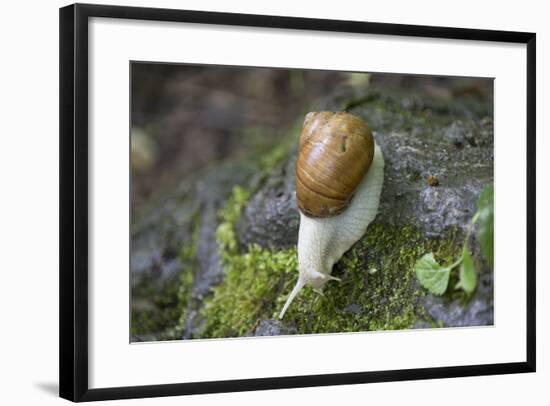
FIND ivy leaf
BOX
[456,247,476,294]
[477,184,494,268]
[414,253,451,295]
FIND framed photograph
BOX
[59,3,536,402]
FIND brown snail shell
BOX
[296,111,375,218]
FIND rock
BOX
[343,303,363,315]
[252,319,297,336]
[417,186,478,237]
[237,155,300,249]
[131,187,196,282]
[444,118,493,148]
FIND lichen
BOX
[198,185,463,338]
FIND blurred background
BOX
[131,63,492,213]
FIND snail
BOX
[279,111,385,319]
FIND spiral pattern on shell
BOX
[295,111,375,218]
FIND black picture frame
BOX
[59,3,536,402]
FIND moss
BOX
[198,184,463,338]
[130,274,182,339]
[280,224,435,333]
[216,186,251,249]
[201,244,297,338]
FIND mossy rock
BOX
[131,83,494,340]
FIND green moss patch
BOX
[201,244,298,338]
[279,224,456,334]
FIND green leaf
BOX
[456,247,477,294]
[477,184,494,267]
[414,253,451,295]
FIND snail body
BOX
[279,112,385,318]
